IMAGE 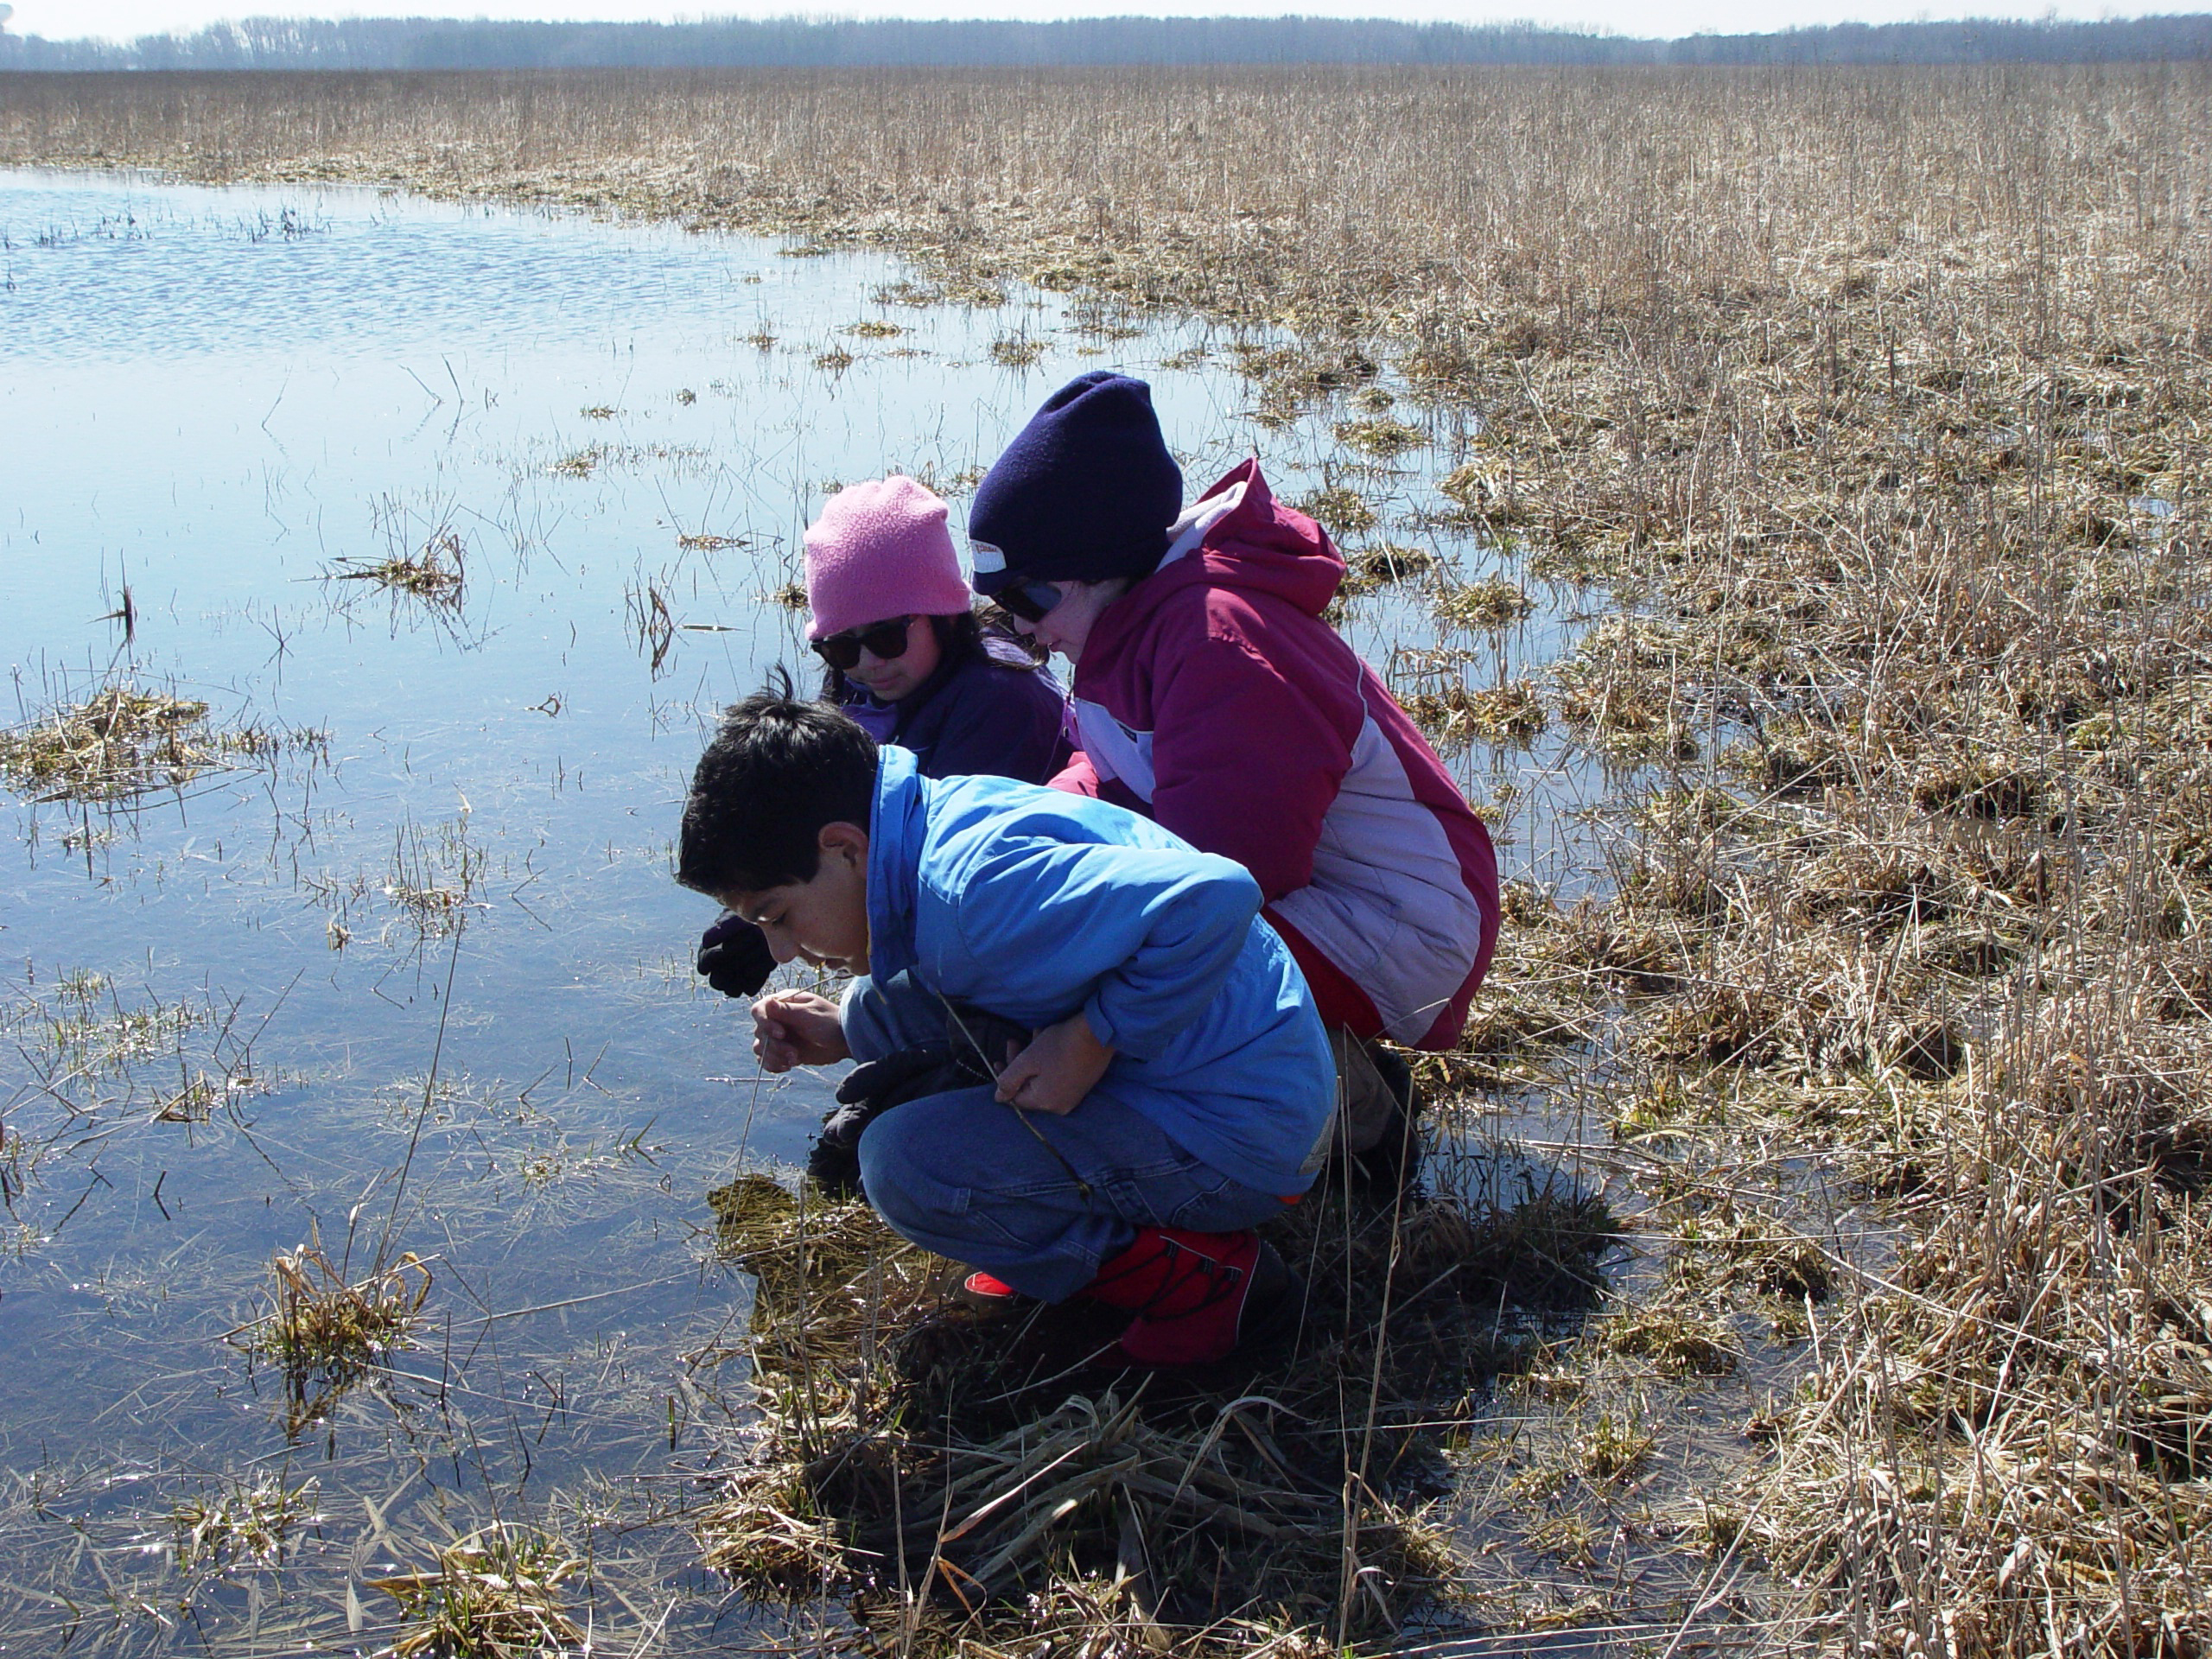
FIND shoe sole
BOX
[941,1265,1035,1314]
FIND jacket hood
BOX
[1134,460,1344,622]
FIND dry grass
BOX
[696,1166,1613,1646]
[12,59,2212,1653]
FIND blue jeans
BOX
[843,973,1285,1302]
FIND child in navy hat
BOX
[970,372,1500,1174]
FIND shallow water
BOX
[0,168,1612,1653]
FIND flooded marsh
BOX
[0,168,1655,1655]
[9,57,2212,1656]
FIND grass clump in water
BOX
[1335,415,1426,458]
[331,526,467,604]
[1339,542,1436,594]
[1403,679,1548,749]
[1293,483,1378,538]
[370,1524,584,1657]
[231,1236,431,1430]
[1433,578,1535,632]
[988,334,1047,367]
[0,680,248,804]
[173,1474,321,1571]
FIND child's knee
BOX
[856,1096,964,1233]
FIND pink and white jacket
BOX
[1050,460,1497,1052]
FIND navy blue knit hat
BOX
[968,372,1185,596]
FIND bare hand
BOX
[994,1012,1114,1117]
[752,990,849,1073]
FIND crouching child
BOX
[677,686,1336,1368]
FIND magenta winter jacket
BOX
[1049,460,1498,1052]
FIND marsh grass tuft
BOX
[172,1474,320,1572]
[0,679,265,804]
[987,334,1047,367]
[1334,416,1425,458]
[1432,578,1535,632]
[231,1235,431,1430]
[332,526,467,604]
[1402,678,1548,749]
[1337,542,1438,596]
[371,1523,585,1658]
[1291,483,1378,539]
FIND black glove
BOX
[809,1045,970,1198]
[806,1007,1034,1198]
[696,912,776,999]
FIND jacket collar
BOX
[1154,466,1254,571]
[866,744,925,983]
[1077,459,1277,683]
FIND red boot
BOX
[1084,1227,1297,1366]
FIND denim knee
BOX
[855,1096,967,1236]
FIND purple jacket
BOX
[838,634,1071,785]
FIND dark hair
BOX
[820,608,1041,702]
[677,671,879,896]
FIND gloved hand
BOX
[804,1005,1035,1198]
[808,1044,969,1198]
[696,912,776,999]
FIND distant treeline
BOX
[5,13,2212,70]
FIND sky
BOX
[4,0,2179,42]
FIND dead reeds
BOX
[696,1164,1614,1643]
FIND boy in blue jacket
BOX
[677,685,1336,1367]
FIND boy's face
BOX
[723,823,871,973]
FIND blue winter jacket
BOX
[865,746,1335,1197]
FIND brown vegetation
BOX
[9,60,2212,1654]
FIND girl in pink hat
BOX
[696,475,1069,1001]
[802,475,1069,785]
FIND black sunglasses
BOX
[811,615,915,672]
[993,581,1067,625]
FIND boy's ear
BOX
[818,820,870,869]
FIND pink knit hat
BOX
[804,476,973,641]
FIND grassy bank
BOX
[7,64,2212,1654]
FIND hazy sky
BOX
[8,0,2176,41]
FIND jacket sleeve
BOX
[952,839,1262,1062]
[1146,626,1354,904]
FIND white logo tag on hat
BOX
[969,540,1007,575]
